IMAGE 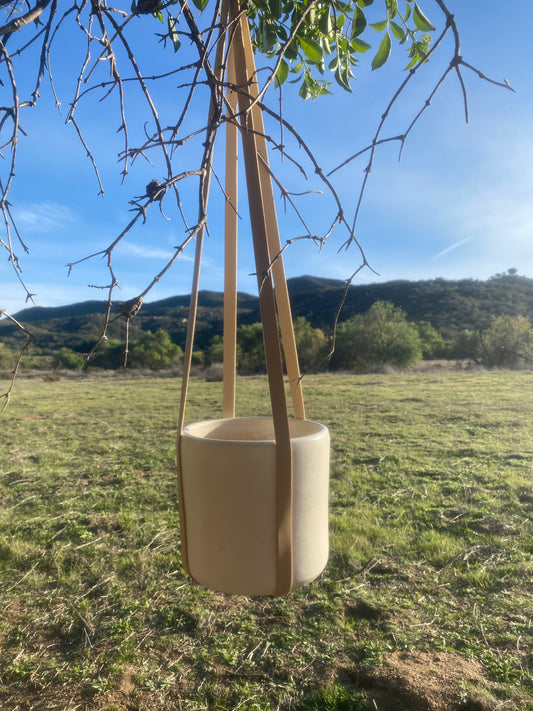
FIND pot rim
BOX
[181,416,328,444]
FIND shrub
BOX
[479,314,533,368]
[54,347,84,370]
[333,301,423,371]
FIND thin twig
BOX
[0,309,34,411]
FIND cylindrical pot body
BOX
[179,417,329,596]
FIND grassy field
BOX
[0,369,532,711]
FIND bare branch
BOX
[0,0,52,37]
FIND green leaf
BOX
[274,58,289,87]
[351,6,366,37]
[167,15,181,51]
[155,10,164,22]
[371,32,391,69]
[299,37,323,63]
[299,79,312,100]
[386,0,398,18]
[277,25,288,42]
[192,0,209,10]
[352,37,371,52]
[318,9,333,35]
[404,3,411,21]
[321,37,333,54]
[413,2,435,31]
[263,21,277,51]
[131,0,137,13]
[389,20,406,41]
[284,40,299,61]
[334,66,352,92]
[370,19,388,31]
[267,0,282,20]
[357,0,374,6]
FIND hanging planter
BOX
[180,417,329,596]
[176,0,330,596]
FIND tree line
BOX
[2,301,531,373]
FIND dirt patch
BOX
[353,651,506,711]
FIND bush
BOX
[206,317,327,374]
[292,316,328,371]
[54,347,84,370]
[90,330,182,370]
[205,335,223,366]
[333,301,423,371]
[237,322,265,373]
[0,343,16,370]
[416,321,448,359]
[479,314,533,368]
[127,329,183,369]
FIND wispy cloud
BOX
[13,202,76,232]
[434,238,471,259]
[118,242,194,261]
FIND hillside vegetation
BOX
[1,273,532,371]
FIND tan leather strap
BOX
[176,11,228,577]
[222,49,239,419]
[230,0,293,595]
[179,0,303,595]
[234,10,305,421]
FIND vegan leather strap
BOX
[229,0,294,595]
[176,9,228,578]
[235,15,305,422]
[222,51,239,419]
[178,0,305,595]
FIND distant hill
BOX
[1,274,532,353]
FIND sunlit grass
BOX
[0,370,532,710]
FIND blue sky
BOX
[1,0,532,316]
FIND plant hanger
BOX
[176,0,329,597]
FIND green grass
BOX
[0,370,532,710]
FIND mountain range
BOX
[1,274,532,353]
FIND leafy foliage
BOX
[0,343,16,370]
[292,315,328,370]
[333,300,422,370]
[479,315,533,368]
[416,320,447,359]
[205,315,328,372]
[245,0,436,99]
[54,347,85,370]
[89,329,183,370]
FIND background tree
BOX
[416,320,447,359]
[206,316,328,372]
[291,316,328,371]
[91,329,182,369]
[333,300,422,371]
[451,328,480,363]
[54,347,85,370]
[0,342,16,370]
[205,334,224,367]
[237,322,266,373]
[479,315,533,369]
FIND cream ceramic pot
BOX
[179,417,329,596]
